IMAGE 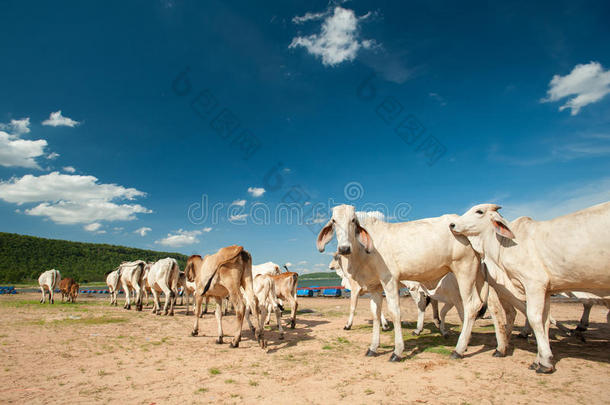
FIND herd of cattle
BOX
[36,201,609,374]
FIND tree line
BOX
[0,232,187,284]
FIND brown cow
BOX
[270,271,299,329]
[185,246,266,349]
[59,278,77,303]
[69,283,80,303]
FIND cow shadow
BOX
[265,318,330,354]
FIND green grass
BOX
[364,389,375,395]
[249,380,259,387]
[209,368,221,375]
[195,388,208,394]
[423,346,453,356]
[224,379,235,384]
[322,344,332,350]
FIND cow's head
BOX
[317,204,374,255]
[449,204,515,255]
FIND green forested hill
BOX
[0,232,187,283]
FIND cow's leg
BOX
[380,311,390,331]
[525,289,554,373]
[244,303,255,334]
[214,297,224,344]
[274,304,284,339]
[40,286,45,304]
[123,284,131,310]
[366,291,383,357]
[50,285,55,304]
[159,282,173,316]
[265,303,272,324]
[229,292,246,348]
[185,291,191,315]
[452,261,485,359]
[151,289,161,315]
[576,303,593,332]
[487,288,509,356]
[380,279,403,361]
[344,285,361,330]
[431,299,441,328]
[135,285,143,311]
[191,294,204,336]
[203,296,209,314]
[288,294,298,329]
[439,303,454,337]
[412,292,426,336]
[241,286,265,348]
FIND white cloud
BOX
[229,213,248,222]
[155,229,201,247]
[202,227,212,232]
[289,6,376,67]
[498,177,610,221]
[298,260,308,265]
[356,210,386,221]
[285,262,293,267]
[292,11,326,24]
[134,226,152,237]
[42,110,80,127]
[0,131,47,169]
[0,118,31,135]
[62,166,76,173]
[0,172,151,225]
[232,199,247,206]
[247,187,265,197]
[84,223,102,232]
[542,61,610,115]
[46,152,59,160]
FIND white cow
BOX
[252,262,282,277]
[119,260,146,311]
[178,271,209,316]
[317,206,488,361]
[328,253,390,331]
[450,202,610,373]
[106,269,121,306]
[39,269,61,304]
[145,258,180,316]
[244,273,285,339]
[403,272,465,337]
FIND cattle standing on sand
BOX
[450,202,610,373]
[329,253,390,331]
[59,278,78,303]
[118,260,146,311]
[317,205,489,362]
[106,269,121,306]
[39,269,61,304]
[244,273,284,339]
[185,246,266,348]
[403,272,464,337]
[252,262,299,329]
[145,258,180,316]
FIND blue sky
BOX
[1,0,609,274]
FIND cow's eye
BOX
[475,210,483,215]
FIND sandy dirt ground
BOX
[0,292,609,404]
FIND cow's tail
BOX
[291,272,298,298]
[283,265,290,272]
[52,270,56,290]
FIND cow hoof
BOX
[169,312,174,317]
[536,365,555,374]
[216,337,223,344]
[365,349,377,357]
[230,341,239,348]
[442,333,450,339]
[528,362,539,370]
[290,320,296,329]
[343,325,351,330]
[382,325,392,332]
[574,325,587,332]
[389,353,402,362]
[259,339,267,349]
[279,334,284,340]
[517,333,528,339]
[191,330,198,337]
[250,327,256,335]
[492,350,505,358]
[411,330,421,336]
[450,351,464,360]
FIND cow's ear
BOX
[491,216,515,239]
[316,220,335,252]
[356,223,374,253]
